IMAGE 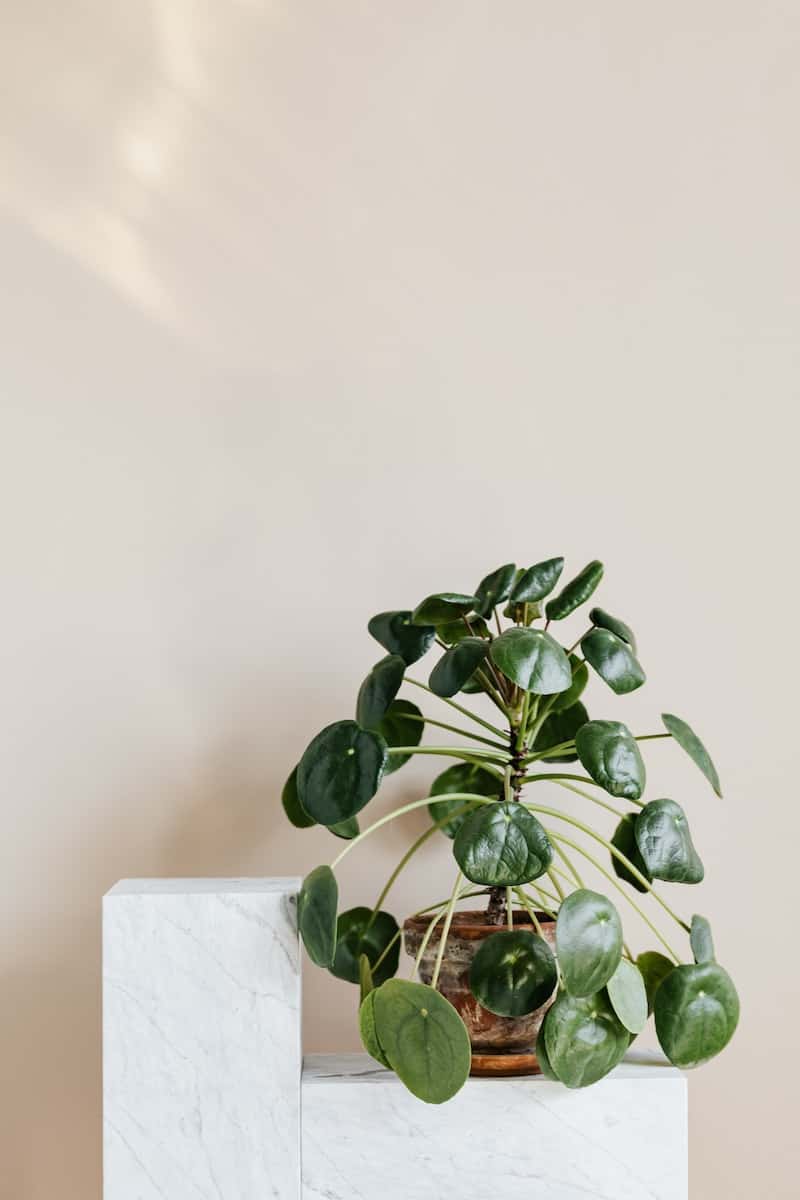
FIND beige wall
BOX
[1,3,797,1196]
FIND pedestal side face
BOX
[302,1054,687,1200]
[103,878,301,1200]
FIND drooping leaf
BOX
[298,866,338,968]
[429,638,489,697]
[690,914,716,964]
[545,560,604,621]
[635,799,705,884]
[589,607,637,651]
[532,701,589,763]
[636,951,675,1015]
[367,610,436,665]
[654,963,739,1068]
[509,557,565,605]
[581,629,646,695]
[359,989,391,1068]
[427,763,501,838]
[356,654,406,731]
[281,764,315,828]
[411,593,477,625]
[490,628,572,694]
[379,699,424,775]
[606,958,648,1034]
[662,713,722,798]
[609,813,652,893]
[575,720,646,800]
[372,979,471,1103]
[469,930,557,1016]
[556,888,623,997]
[298,720,387,824]
[331,907,400,986]
[453,802,553,885]
[329,816,359,839]
[436,616,490,644]
[473,563,517,618]
[535,1011,561,1080]
[544,991,629,1088]
[549,654,589,713]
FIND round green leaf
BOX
[654,962,739,1068]
[329,816,359,839]
[690,914,715,964]
[298,866,338,968]
[411,593,477,625]
[298,720,387,825]
[281,764,315,829]
[379,699,424,776]
[556,888,623,997]
[356,654,406,731]
[575,720,646,800]
[372,979,471,1103]
[427,763,501,837]
[367,610,436,665]
[549,654,589,713]
[509,557,565,605]
[589,607,637,651]
[533,701,589,763]
[545,560,604,621]
[535,1011,561,1080]
[635,798,705,884]
[581,628,646,695]
[636,951,675,1015]
[429,638,488,697]
[359,989,391,1068]
[662,712,722,797]
[453,801,553,885]
[606,958,648,1034]
[436,616,490,644]
[469,930,557,1016]
[609,813,652,893]
[490,628,572,694]
[544,991,629,1088]
[331,907,400,986]
[473,563,517,618]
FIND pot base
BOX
[470,1050,542,1078]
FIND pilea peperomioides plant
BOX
[284,558,739,1103]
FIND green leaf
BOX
[469,930,557,1017]
[331,907,400,986]
[453,802,553,886]
[636,951,675,1015]
[549,654,589,713]
[298,866,338,967]
[356,654,406,731]
[532,701,589,763]
[359,953,374,1003]
[367,610,436,665]
[606,958,648,1034]
[575,720,646,800]
[535,1012,561,1080]
[473,563,517,618]
[427,763,501,838]
[372,979,471,1103]
[609,813,652,893]
[358,989,391,1068]
[581,629,646,695]
[654,962,739,1068]
[329,816,359,839]
[436,616,490,644]
[690,914,715,964]
[490,628,572,694]
[411,593,477,625]
[544,991,629,1088]
[298,720,387,825]
[635,799,705,884]
[589,607,637,651]
[429,638,488,697]
[545,560,604,621]
[662,713,722,798]
[556,888,623,997]
[281,764,316,829]
[509,557,565,605]
[379,699,424,776]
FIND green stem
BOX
[371,927,402,974]
[506,887,514,930]
[552,839,584,888]
[431,871,463,990]
[636,733,673,742]
[331,794,495,870]
[405,677,507,738]
[513,887,544,934]
[525,692,559,743]
[369,824,441,922]
[522,772,604,786]
[474,668,512,717]
[551,778,627,820]
[386,745,509,762]
[401,712,509,751]
[547,867,566,901]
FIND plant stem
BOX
[386,745,509,762]
[474,668,512,717]
[431,871,463,991]
[635,733,673,742]
[405,677,507,738]
[547,868,566,901]
[506,887,514,930]
[551,778,627,820]
[522,772,604,786]
[553,839,584,888]
[401,712,509,751]
[513,887,544,935]
[371,928,402,974]
[368,823,441,923]
[330,794,495,870]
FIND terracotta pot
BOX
[403,909,557,1076]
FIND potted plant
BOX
[283,558,739,1103]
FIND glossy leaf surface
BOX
[509,557,564,605]
[356,654,406,731]
[358,989,391,1068]
[328,816,359,839]
[331,907,400,986]
[533,701,589,763]
[535,1012,561,1080]
[635,799,705,884]
[544,991,629,1088]
[469,930,557,1016]
[436,616,490,644]
[575,720,646,799]
[281,764,315,828]
[610,813,651,892]
[549,654,589,713]
[411,593,477,625]
[453,801,553,885]
[367,610,436,665]
[589,607,637,651]
[379,699,423,776]
[636,951,675,1015]
[298,866,338,968]
[655,963,739,1068]
[473,563,517,618]
[490,627,572,694]
[545,560,604,621]
[372,980,471,1103]
[427,763,501,838]
[298,720,386,825]
[556,888,623,997]
[690,914,715,964]
[662,712,722,797]
[581,629,646,695]
[606,958,648,1034]
[429,638,488,697]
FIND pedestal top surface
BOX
[106,876,301,896]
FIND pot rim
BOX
[403,908,555,940]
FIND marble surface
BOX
[302,1053,687,1200]
[103,877,301,1199]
